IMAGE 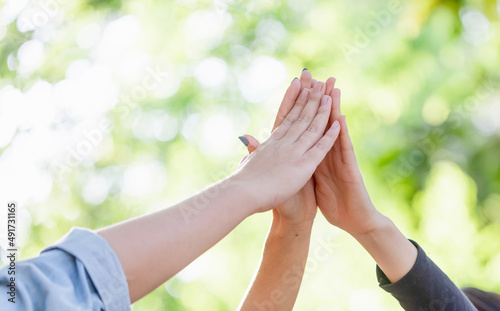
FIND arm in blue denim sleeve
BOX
[0,227,130,311]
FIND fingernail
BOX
[238,136,249,146]
[302,68,308,71]
[291,77,298,83]
[332,120,340,129]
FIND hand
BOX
[233,81,341,215]
[239,70,319,226]
[313,78,386,236]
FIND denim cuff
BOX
[41,227,131,311]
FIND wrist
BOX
[224,174,262,216]
[350,213,417,283]
[271,213,314,238]
[350,212,393,242]
[228,170,280,214]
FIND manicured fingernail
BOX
[302,68,308,71]
[291,77,298,83]
[238,136,249,146]
[332,120,340,129]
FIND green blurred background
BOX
[0,0,499,310]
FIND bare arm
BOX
[351,213,418,283]
[311,75,417,282]
[97,81,341,303]
[97,177,254,303]
[239,217,313,311]
[239,70,321,310]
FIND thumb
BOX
[239,135,261,154]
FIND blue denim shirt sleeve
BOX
[0,227,131,311]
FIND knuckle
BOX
[285,115,296,124]
[311,95,321,102]
[297,115,310,123]
[307,125,317,132]
[310,92,323,102]
[296,99,306,107]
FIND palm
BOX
[314,141,372,234]
[313,81,379,236]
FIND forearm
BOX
[239,215,313,311]
[97,176,254,303]
[352,212,417,283]
[375,240,477,311]
[353,213,477,310]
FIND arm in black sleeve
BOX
[376,240,477,311]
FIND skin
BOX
[239,71,321,311]
[97,82,341,303]
[238,214,314,311]
[311,73,418,283]
[240,70,418,311]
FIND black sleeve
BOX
[376,240,477,311]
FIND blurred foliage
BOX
[0,0,500,310]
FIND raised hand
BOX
[238,71,327,311]
[98,76,340,302]
[312,77,419,284]
[234,80,341,214]
[313,78,385,236]
[240,69,319,226]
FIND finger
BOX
[329,88,342,125]
[305,120,341,164]
[271,88,311,139]
[295,95,332,153]
[272,78,301,131]
[284,81,326,142]
[300,69,312,90]
[324,78,337,130]
[242,134,261,154]
[325,77,336,99]
[338,115,358,166]
[311,79,317,88]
